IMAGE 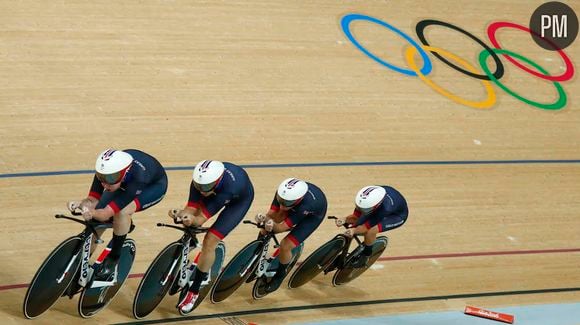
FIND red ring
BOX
[487,21,574,82]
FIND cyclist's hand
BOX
[182,215,194,226]
[176,210,194,226]
[264,219,274,232]
[69,199,95,215]
[81,206,93,221]
[335,217,346,227]
[255,213,267,224]
[344,228,355,238]
[67,201,82,213]
[168,209,180,222]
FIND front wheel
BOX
[210,240,263,303]
[78,239,137,318]
[288,236,346,289]
[332,236,388,286]
[133,241,182,319]
[23,236,82,319]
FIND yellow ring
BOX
[404,45,496,109]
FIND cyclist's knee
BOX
[367,225,379,235]
[363,230,378,245]
[203,232,221,250]
[119,201,137,217]
[280,237,296,252]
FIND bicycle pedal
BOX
[91,279,117,288]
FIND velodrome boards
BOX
[0,0,579,324]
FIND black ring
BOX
[416,19,504,80]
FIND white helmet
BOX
[355,186,386,215]
[95,149,133,184]
[276,178,308,207]
[192,160,225,192]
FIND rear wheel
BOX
[210,240,262,303]
[332,236,388,286]
[288,236,346,289]
[252,243,304,299]
[251,274,268,300]
[78,239,137,318]
[132,241,182,319]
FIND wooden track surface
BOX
[1,0,579,324]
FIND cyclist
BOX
[336,185,408,268]
[176,160,254,313]
[68,149,168,283]
[255,178,327,293]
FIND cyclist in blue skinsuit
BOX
[175,160,254,314]
[336,185,409,268]
[68,149,168,283]
[255,178,327,293]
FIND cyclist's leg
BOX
[113,177,167,258]
[374,204,408,235]
[98,179,167,278]
[197,188,253,273]
[356,208,408,268]
[180,186,253,311]
[267,213,324,291]
[90,191,116,255]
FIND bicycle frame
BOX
[155,222,209,289]
[325,216,364,272]
[255,238,273,278]
[243,220,280,279]
[176,235,192,288]
[53,215,111,288]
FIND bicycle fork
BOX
[176,240,192,288]
[255,241,277,278]
[58,234,93,287]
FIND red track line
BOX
[0,283,28,290]
[3,247,579,292]
[380,248,580,261]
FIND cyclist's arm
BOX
[344,213,358,225]
[270,219,292,233]
[85,175,103,208]
[186,180,217,221]
[91,206,115,222]
[266,194,288,223]
[181,205,207,227]
[81,197,98,209]
[266,208,287,223]
[349,224,369,236]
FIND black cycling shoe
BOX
[265,275,285,293]
[95,257,118,282]
[350,254,370,269]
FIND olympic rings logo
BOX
[341,14,575,110]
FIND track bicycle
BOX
[132,219,225,318]
[210,220,303,302]
[23,213,136,319]
[288,216,388,288]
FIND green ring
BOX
[479,48,567,110]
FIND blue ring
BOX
[341,14,432,76]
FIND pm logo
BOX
[530,1,578,51]
[341,11,576,111]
